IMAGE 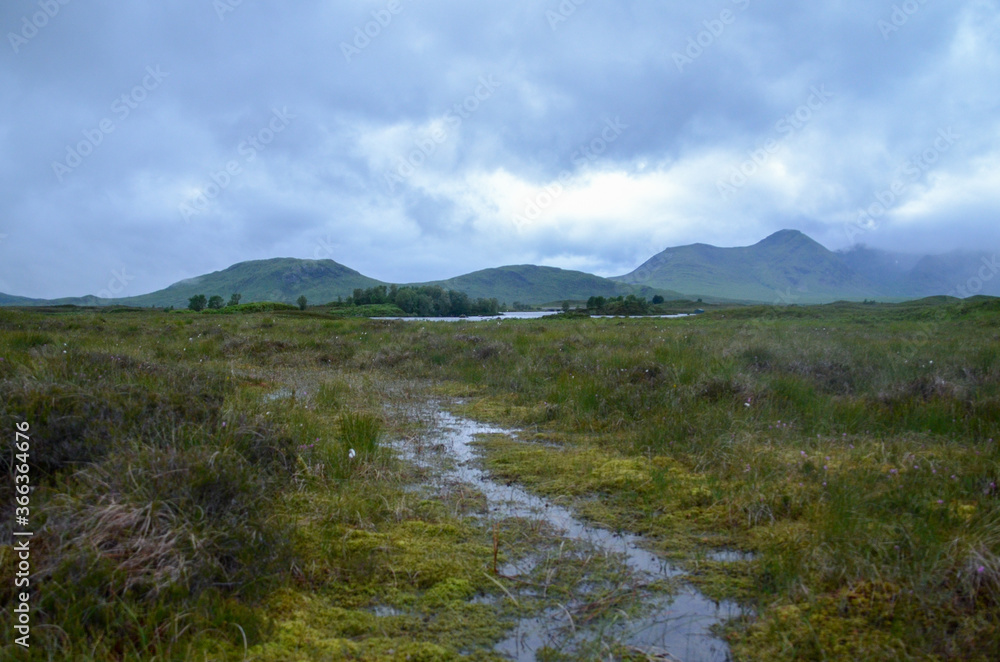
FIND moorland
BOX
[1,297,999,660]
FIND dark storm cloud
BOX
[1,0,998,298]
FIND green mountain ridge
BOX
[614,230,879,303]
[3,230,997,308]
[615,229,1000,302]
[121,258,384,308]
[0,260,666,309]
[418,265,681,306]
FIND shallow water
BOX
[378,311,558,322]
[377,312,694,322]
[397,407,745,661]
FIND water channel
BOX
[395,405,745,661]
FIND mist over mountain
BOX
[616,230,1000,303]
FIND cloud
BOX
[1,0,998,298]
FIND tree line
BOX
[349,285,500,317]
[187,293,308,311]
[585,294,664,315]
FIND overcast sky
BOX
[2,0,999,299]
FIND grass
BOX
[0,299,998,660]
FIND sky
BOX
[2,0,999,299]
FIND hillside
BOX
[0,292,42,306]
[420,265,678,306]
[903,252,1000,298]
[0,260,663,309]
[615,230,878,303]
[3,230,998,308]
[121,258,385,308]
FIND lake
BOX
[377,312,693,322]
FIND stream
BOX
[396,405,745,661]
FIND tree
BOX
[207,295,225,310]
[188,294,207,312]
[395,288,416,313]
[652,295,664,304]
[561,301,571,312]
[228,293,241,307]
[416,294,434,316]
[297,295,308,310]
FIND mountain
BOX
[614,230,878,303]
[3,230,998,308]
[901,252,1000,298]
[0,292,42,306]
[0,259,663,309]
[420,265,679,305]
[834,246,1000,299]
[0,259,385,309]
[835,246,923,297]
[109,258,386,308]
[616,230,1000,302]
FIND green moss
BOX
[420,578,476,608]
[5,303,1000,660]
[732,582,911,661]
[592,457,649,488]
[684,559,759,603]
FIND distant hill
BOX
[0,292,41,306]
[835,246,1000,298]
[109,258,386,308]
[615,230,1000,303]
[420,265,679,306]
[0,259,386,309]
[0,260,662,309]
[3,230,997,308]
[614,230,878,303]
[900,252,1000,298]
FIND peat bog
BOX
[1,299,999,660]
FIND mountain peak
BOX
[755,229,811,245]
[614,229,870,303]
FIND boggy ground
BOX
[1,298,998,660]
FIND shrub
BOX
[188,294,207,312]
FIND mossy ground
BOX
[1,300,999,660]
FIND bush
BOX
[188,294,207,312]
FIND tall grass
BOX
[340,411,383,461]
[1,300,998,660]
